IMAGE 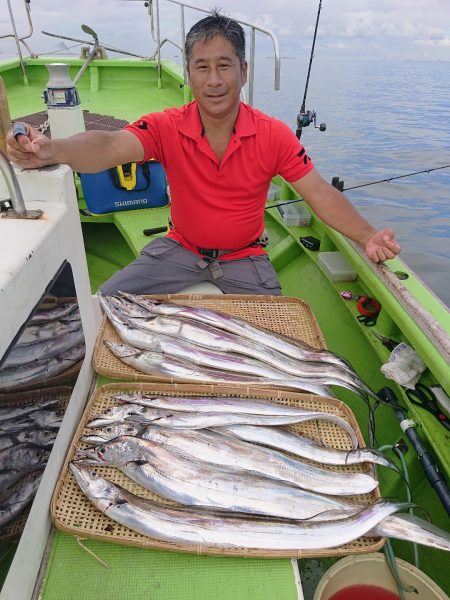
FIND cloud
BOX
[2,0,449,61]
[416,36,450,48]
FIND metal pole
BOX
[0,149,27,215]
[155,0,162,88]
[248,27,255,106]
[181,4,187,84]
[6,0,28,86]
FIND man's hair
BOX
[185,9,246,70]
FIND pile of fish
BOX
[0,301,85,390]
[98,293,378,402]
[0,395,63,535]
[70,392,450,553]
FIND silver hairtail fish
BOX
[98,293,370,401]
[71,463,412,551]
[74,436,365,519]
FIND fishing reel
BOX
[296,109,326,139]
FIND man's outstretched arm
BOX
[6,124,144,173]
[291,168,401,263]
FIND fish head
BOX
[30,446,50,465]
[104,341,142,359]
[113,394,164,406]
[97,293,128,325]
[73,446,103,464]
[125,407,172,424]
[86,404,136,428]
[8,444,36,467]
[34,429,58,447]
[81,422,142,445]
[80,433,111,446]
[119,293,179,316]
[109,295,150,318]
[70,462,121,511]
[114,394,139,404]
[76,436,138,466]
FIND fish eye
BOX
[99,447,105,454]
[127,426,134,432]
[106,427,112,432]
[91,470,98,477]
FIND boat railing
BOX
[127,0,281,105]
[0,148,43,220]
[0,148,26,215]
[0,0,37,84]
[2,0,280,106]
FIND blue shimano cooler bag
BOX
[79,160,168,215]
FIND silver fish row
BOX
[87,397,359,448]
[99,293,376,402]
[74,435,370,519]
[0,343,85,390]
[71,463,450,553]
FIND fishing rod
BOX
[378,387,450,517]
[295,0,326,139]
[265,164,450,211]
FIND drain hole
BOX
[394,271,409,280]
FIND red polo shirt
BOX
[125,101,314,260]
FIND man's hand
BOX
[6,123,54,169]
[362,228,401,263]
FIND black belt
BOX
[198,233,268,260]
[199,248,230,259]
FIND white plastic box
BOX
[277,201,311,226]
[318,251,357,282]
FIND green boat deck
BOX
[40,533,299,600]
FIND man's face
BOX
[187,35,247,120]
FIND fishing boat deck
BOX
[40,530,301,600]
[3,58,186,122]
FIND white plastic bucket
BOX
[313,553,448,600]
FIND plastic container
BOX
[268,183,281,201]
[318,251,357,282]
[277,202,311,226]
[313,553,448,600]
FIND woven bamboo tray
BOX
[51,382,384,559]
[0,386,72,542]
[93,294,327,381]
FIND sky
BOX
[1,0,449,62]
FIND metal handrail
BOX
[3,0,281,105]
[0,149,27,215]
[41,31,150,60]
[125,0,281,105]
[0,0,37,67]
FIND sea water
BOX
[253,57,450,307]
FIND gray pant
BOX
[100,237,282,295]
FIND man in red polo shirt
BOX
[7,10,400,295]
